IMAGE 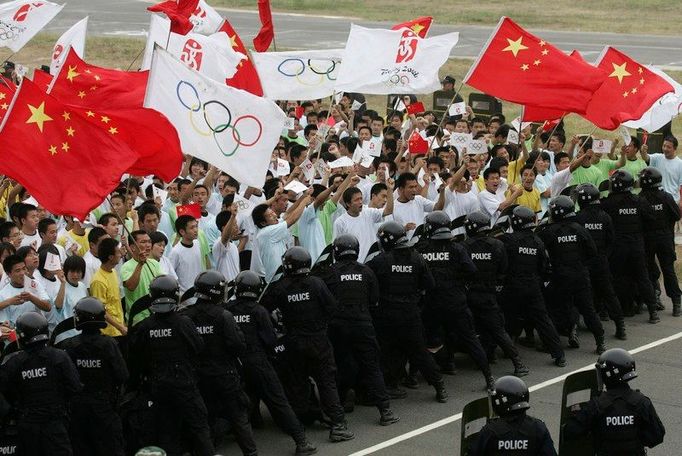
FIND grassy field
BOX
[214,0,682,35]
[9,33,682,140]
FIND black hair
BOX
[370,183,388,197]
[396,172,417,189]
[342,187,362,205]
[216,210,232,232]
[37,243,59,275]
[175,215,196,235]
[97,237,119,262]
[149,230,168,247]
[128,229,148,246]
[63,255,86,278]
[3,254,24,275]
[88,226,108,246]
[251,204,269,229]
[38,217,56,235]
[17,203,37,223]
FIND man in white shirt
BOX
[549,151,591,199]
[83,227,109,289]
[435,157,480,233]
[0,254,51,325]
[334,181,394,262]
[648,136,682,204]
[169,215,210,293]
[212,207,241,283]
[392,172,434,238]
[478,167,522,224]
[18,203,41,249]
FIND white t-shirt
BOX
[649,154,682,203]
[392,195,435,238]
[255,220,292,282]
[157,255,178,280]
[356,176,375,205]
[550,168,572,201]
[478,189,505,223]
[0,276,50,326]
[169,240,206,293]
[20,231,41,249]
[83,251,101,289]
[333,207,384,262]
[534,172,552,217]
[53,281,86,344]
[212,239,240,283]
[199,213,221,255]
[444,189,480,235]
[35,274,63,331]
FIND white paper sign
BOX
[511,116,532,132]
[276,158,291,177]
[153,185,169,205]
[63,235,77,253]
[364,137,382,157]
[44,252,62,272]
[592,139,613,154]
[449,132,472,153]
[506,129,520,145]
[23,196,39,207]
[284,180,308,195]
[351,99,363,111]
[619,125,632,146]
[299,158,315,182]
[283,117,295,130]
[329,156,355,168]
[467,139,488,155]
[448,102,467,116]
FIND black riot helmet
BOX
[74,297,107,330]
[149,275,180,313]
[510,206,536,231]
[638,167,662,190]
[194,270,226,304]
[575,183,600,208]
[424,211,452,240]
[377,221,408,251]
[609,169,634,193]
[234,271,263,299]
[282,246,312,276]
[596,348,637,388]
[464,211,491,237]
[491,375,530,416]
[16,312,49,348]
[549,195,575,221]
[333,234,360,260]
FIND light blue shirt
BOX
[199,212,221,257]
[649,153,682,203]
[296,205,326,263]
[256,220,291,282]
[53,281,87,344]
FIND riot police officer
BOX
[129,275,215,456]
[564,348,665,455]
[499,206,566,367]
[229,271,318,455]
[538,196,606,354]
[64,297,129,456]
[319,234,400,426]
[470,376,557,455]
[462,211,529,377]
[182,270,258,455]
[0,312,82,456]
[639,167,682,317]
[261,247,355,443]
[366,221,449,403]
[601,169,660,323]
[416,211,495,390]
[574,183,627,340]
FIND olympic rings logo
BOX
[382,73,411,88]
[277,58,339,87]
[176,80,263,157]
[0,21,24,42]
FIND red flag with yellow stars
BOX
[0,79,15,123]
[175,202,202,219]
[583,47,675,130]
[219,20,264,96]
[464,17,607,115]
[50,48,148,109]
[0,79,139,220]
[30,68,53,92]
[392,17,433,38]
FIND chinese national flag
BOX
[253,0,274,52]
[406,101,426,115]
[50,48,148,109]
[0,79,15,123]
[176,202,202,219]
[148,0,199,35]
[392,16,433,38]
[219,20,264,96]
[30,68,53,91]
[583,47,675,130]
[408,130,429,155]
[464,17,607,115]
[0,79,139,220]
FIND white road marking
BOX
[349,330,682,456]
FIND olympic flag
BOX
[334,24,459,95]
[50,17,88,75]
[0,0,64,52]
[251,49,344,101]
[145,49,288,188]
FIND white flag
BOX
[335,24,459,95]
[251,49,344,100]
[0,0,64,52]
[141,14,169,71]
[190,0,223,35]
[624,66,682,132]
[50,17,88,75]
[167,30,244,81]
[145,49,287,188]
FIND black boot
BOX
[554,356,567,367]
[512,358,529,377]
[485,374,496,393]
[329,421,354,442]
[568,325,580,348]
[615,321,627,340]
[434,381,448,403]
[595,337,606,355]
[342,389,355,413]
[655,287,665,310]
[673,297,681,317]
[386,386,407,399]
[648,308,661,324]
[295,438,318,455]
[378,406,400,426]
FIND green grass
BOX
[214,0,682,35]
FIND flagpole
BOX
[125,46,146,71]
[426,80,465,156]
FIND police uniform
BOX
[63,332,129,456]
[470,414,558,455]
[0,344,82,456]
[499,230,565,363]
[129,311,215,456]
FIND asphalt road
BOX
[44,0,682,70]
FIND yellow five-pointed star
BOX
[521,63,529,71]
[77,91,86,99]
[0,103,7,110]
[639,78,645,85]
[101,116,110,124]
[229,34,238,49]
[533,59,541,66]
[541,49,549,56]
[109,127,118,135]
[26,102,53,132]
[61,142,70,152]
[410,23,425,35]
[609,62,631,84]
[94,75,101,81]
[0,93,5,100]
[623,91,629,98]
[48,145,58,155]
[502,37,529,57]
[84,69,92,74]
[85,110,95,117]
[631,87,638,94]
[638,67,643,74]
[66,65,80,82]
[66,126,75,137]
[62,111,71,121]
[539,40,546,46]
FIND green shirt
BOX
[120,258,162,326]
[319,200,338,245]
[570,165,602,187]
[593,158,618,184]
[623,158,647,193]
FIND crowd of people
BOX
[0,76,679,455]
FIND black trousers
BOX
[152,382,215,456]
[374,318,443,388]
[588,257,624,326]
[242,354,305,443]
[18,419,72,456]
[646,235,681,300]
[328,323,390,408]
[610,243,657,315]
[70,397,124,456]
[467,290,519,361]
[549,276,605,343]
[286,335,345,424]
[198,374,256,456]
[500,282,565,360]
